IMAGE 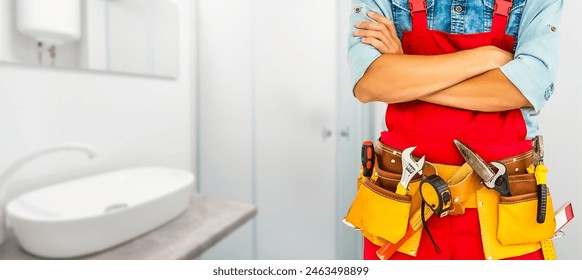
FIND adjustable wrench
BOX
[395,147,426,195]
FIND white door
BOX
[253,0,338,259]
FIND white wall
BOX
[0,0,193,204]
[0,0,10,61]
[538,0,582,260]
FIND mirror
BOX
[0,0,179,78]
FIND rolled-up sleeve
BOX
[348,0,393,93]
[500,0,564,115]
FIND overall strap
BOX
[491,0,513,34]
[408,0,428,31]
[407,0,514,34]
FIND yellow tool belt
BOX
[344,141,558,260]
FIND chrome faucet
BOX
[0,143,98,245]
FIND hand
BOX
[474,45,514,68]
[354,11,403,54]
[492,47,514,67]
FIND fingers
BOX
[361,37,391,53]
[355,11,402,53]
[355,21,387,35]
[354,30,400,52]
[367,11,399,43]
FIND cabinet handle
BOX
[322,128,332,141]
[340,127,350,139]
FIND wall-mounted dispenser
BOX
[16,0,81,46]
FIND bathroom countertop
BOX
[0,194,257,260]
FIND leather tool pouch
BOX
[375,166,403,193]
[497,173,556,246]
[344,174,412,244]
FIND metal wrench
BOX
[454,139,511,197]
[395,147,425,195]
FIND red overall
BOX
[363,0,544,260]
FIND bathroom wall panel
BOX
[54,106,190,168]
[197,0,255,260]
[0,106,60,195]
[0,67,60,108]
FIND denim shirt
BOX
[348,0,564,139]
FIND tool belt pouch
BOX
[344,175,411,244]
[497,174,556,246]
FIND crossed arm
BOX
[353,11,533,112]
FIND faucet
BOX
[0,143,98,245]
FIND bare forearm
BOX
[419,69,532,112]
[354,46,511,103]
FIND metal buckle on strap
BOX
[408,0,427,13]
[494,0,513,17]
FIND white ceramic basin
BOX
[5,167,194,259]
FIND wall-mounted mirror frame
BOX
[0,0,179,78]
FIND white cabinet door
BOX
[253,0,338,259]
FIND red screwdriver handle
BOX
[361,141,375,178]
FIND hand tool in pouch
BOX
[343,141,377,230]
[361,141,375,178]
[531,135,548,224]
[375,147,425,259]
[454,139,511,197]
[395,147,425,195]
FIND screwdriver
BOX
[361,141,375,178]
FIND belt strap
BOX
[541,240,557,260]
[374,140,533,177]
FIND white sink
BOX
[5,167,194,259]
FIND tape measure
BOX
[420,175,452,218]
